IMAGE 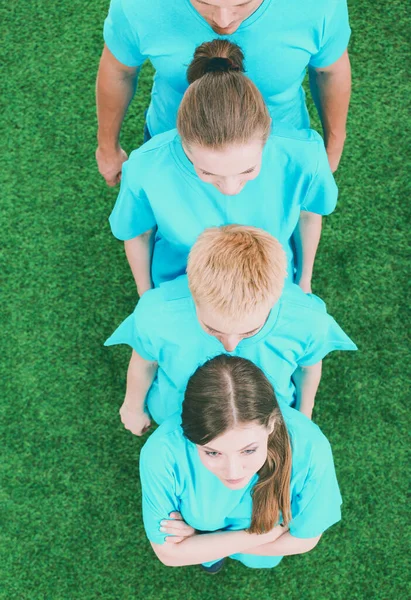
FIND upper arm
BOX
[289,437,342,538]
[308,0,351,69]
[100,44,139,77]
[313,49,351,74]
[109,159,157,240]
[103,0,145,67]
[301,139,338,215]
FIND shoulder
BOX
[116,0,165,20]
[140,414,185,470]
[267,125,324,171]
[279,283,328,315]
[128,130,178,164]
[280,402,333,467]
[135,276,193,331]
[270,123,324,147]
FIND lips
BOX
[225,477,245,485]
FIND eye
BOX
[240,329,259,339]
[243,168,255,175]
[201,171,212,176]
[242,448,257,455]
[205,451,220,457]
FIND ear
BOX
[267,415,276,436]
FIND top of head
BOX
[187,225,287,318]
[187,39,245,84]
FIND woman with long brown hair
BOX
[139,355,342,572]
[108,38,338,297]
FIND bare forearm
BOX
[243,532,320,556]
[124,231,155,296]
[293,211,322,289]
[125,350,157,410]
[156,526,284,567]
[293,362,323,419]
[308,53,351,146]
[96,47,138,150]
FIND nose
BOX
[221,335,240,352]
[225,456,243,480]
[219,177,242,196]
[213,8,234,28]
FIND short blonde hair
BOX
[187,225,287,319]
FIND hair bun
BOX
[204,56,241,74]
[187,40,245,84]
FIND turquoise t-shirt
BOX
[104,277,357,423]
[109,126,338,286]
[139,402,342,569]
[103,0,351,135]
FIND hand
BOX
[161,512,197,544]
[96,145,128,186]
[295,276,312,294]
[326,141,345,174]
[119,403,151,436]
[267,523,289,543]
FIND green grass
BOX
[1,0,409,598]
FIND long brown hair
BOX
[182,355,292,534]
[177,39,271,149]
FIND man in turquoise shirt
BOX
[96,0,351,185]
[104,226,357,434]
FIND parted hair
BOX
[177,39,271,148]
[187,225,287,319]
[182,355,292,534]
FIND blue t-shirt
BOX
[104,277,357,423]
[104,0,351,135]
[109,126,337,286]
[139,402,342,568]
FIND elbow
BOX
[301,535,322,554]
[156,555,179,568]
[151,545,184,568]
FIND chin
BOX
[222,476,251,489]
[211,24,240,35]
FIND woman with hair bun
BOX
[109,39,337,296]
[139,355,342,572]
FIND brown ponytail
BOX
[178,39,271,149]
[249,409,292,534]
[182,355,292,534]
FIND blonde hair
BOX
[178,39,271,149]
[187,225,287,319]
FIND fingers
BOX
[169,512,182,520]
[165,536,185,544]
[160,520,195,536]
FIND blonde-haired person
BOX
[105,226,356,435]
[96,0,351,184]
[108,39,338,297]
[139,355,342,572]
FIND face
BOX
[184,140,263,196]
[197,422,272,489]
[196,301,270,352]
[190,0,264,35]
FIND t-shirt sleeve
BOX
[289,435,342,538]
[301,138,338,215]
[103,0,145,67]
[109,159,157,241]
[140,439,180,545]
[103,297,158,362]
[297,295,358,366]
[309,0,351,68]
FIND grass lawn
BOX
[1,1,409,598]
